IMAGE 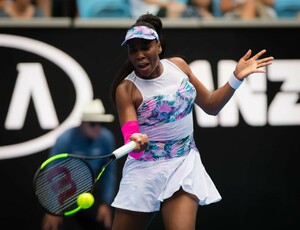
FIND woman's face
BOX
[127,39,162,79]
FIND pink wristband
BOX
[121,121,144,159]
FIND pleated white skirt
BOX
[111,149,221,212]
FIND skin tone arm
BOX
[41,214,63,230]
[170,49,273,115]
[115,80,148,151]
[221,0,246,12]
[261,0,274,7]
[96,204,113,229]
[145,0,185,9]
[41,204,112,230]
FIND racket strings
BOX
[35,158,94,215]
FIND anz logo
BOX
[190,60,300,127]
[0,34,93,159]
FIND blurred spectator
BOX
[130,0,188,19]
[0,0,44,18]
[255,0,276,19]
[41,99,117,230]
[212,0,257,19]
[0,0,8,9]
[260,0,300,19]
[34,0,51,17]
[181,0,214,19]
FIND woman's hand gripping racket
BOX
[33,141,136,216]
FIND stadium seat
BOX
[76,0,131,18]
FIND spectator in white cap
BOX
[41,98,117,230]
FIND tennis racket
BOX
[33,141,136,216]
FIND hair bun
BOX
[136,13,163,34]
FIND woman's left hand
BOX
[234,49,274,80]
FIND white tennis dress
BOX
[111,59,221,212]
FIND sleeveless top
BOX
[125,59,198,161]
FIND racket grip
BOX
[113,141,136,159]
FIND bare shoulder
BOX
[117,79,134,92]
[115,79,134,101]
[168,57,188,67]
[167,57,191,76]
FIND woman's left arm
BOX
[171,49,274,116]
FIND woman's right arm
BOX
[115,80,138,126]
[115,80,148,151]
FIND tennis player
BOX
[109,13,273,230]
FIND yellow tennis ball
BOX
[77,192,94,209]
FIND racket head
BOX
[33,153,95,216]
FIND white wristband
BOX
[228,74,243,90]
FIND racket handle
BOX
[113,141,136,159]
